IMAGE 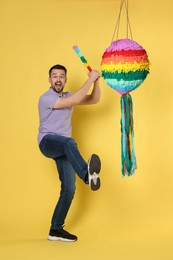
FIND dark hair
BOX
[49,64,67,77]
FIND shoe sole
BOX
[48,235,77,242]
[88,154,101,191]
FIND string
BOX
[126,0,129,38]
[124,0,133,39]
[111,0,133,43]
[111,0,124,43]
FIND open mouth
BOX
[55,82,62,86]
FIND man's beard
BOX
[52,84,64,93]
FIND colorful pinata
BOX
[101,38,150,177]
[101,38,150,95]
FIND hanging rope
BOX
[111,0,133,43]
[124,0,133,40]
[111,0,124,42]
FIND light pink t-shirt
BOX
[38,88,73,144]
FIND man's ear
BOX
[48,77,51,83]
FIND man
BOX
[38,64,101,242]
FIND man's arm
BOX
[53,70,100,109]
[79,76,101,105]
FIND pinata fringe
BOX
[120,93,137,177]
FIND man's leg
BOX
[39,134,101,190]
[51,156,76,230]
[39,134,101,241]
[39,134,88,181]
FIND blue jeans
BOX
[39,134,88,230]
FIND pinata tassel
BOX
[120,93,137,177]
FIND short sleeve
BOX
[39,92,59,110]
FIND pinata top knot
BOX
[101,38,150,95]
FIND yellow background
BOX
[0,0,173,259]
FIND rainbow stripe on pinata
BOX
[101,38,150,94]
